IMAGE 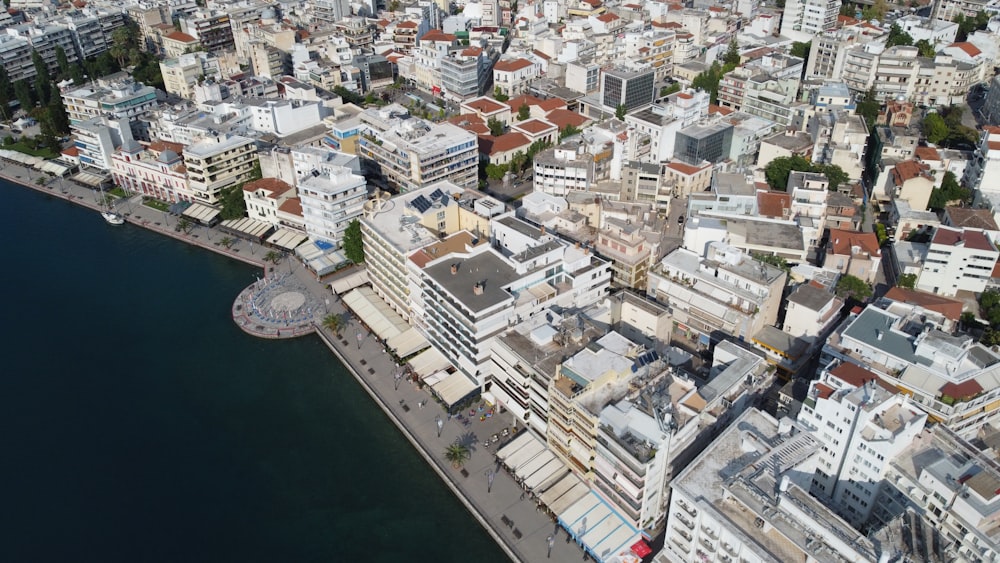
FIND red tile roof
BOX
[914,146,940,161]
[278,197,302,216]
[666,161,710,175]
[409,249,434,268]
[815,382,836,400]
[420,29,456,42]
[891,160,931,185]
[148,140,185,155]
[676,92,693,99]
[506,94,544,109]
[932,227,995,252]
[708,104,734,116]
[397,20,418,28]
[757,191,791,219]
[883,287,964,321]
[985,125,1000,135]
[828,228,881,257]
[62,146,79,157]
[479,132,531,155]
[462,46,483,57]
[164,31,197,43]
[532,49,551,60]
[948,42,982,57]
[596,13,619,22]
[544,108,590,130]
[243,177,294,197]
[447,113,489,135]
[515,118,556,134]
[830,362,897,392]
[494,58,534,72]
[537,98,566,111]
[940,379,983,400]
[463,97,509,114]
[946,206,999,230]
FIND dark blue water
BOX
[0,183,507,562]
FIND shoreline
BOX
[3,167,580,563]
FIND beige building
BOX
[595,219,653,290]
[159,55,202,100]
[824,228,882,283]
[663,160,712,197]
[183,134,258,205]
[162,31,200,58]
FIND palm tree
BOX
[322,313,344,336]
[444,443,471,468]
[219,236,234,249]
[264,250,281,264]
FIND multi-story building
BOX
[782,282,843,343]
[73,116,135,172]
[595,218,653,290]
[823,228,882,284]
[0,35,34,83]
[779,0,839,42]
[440,45,495,100]
[413,28,456,91]
[182,134,258,204]
[821,302,1000,439]
[872,425,1000,561]
[673,122,733,165]
[61,77,159,135]
[661,408,888,563]
[7,24,79,79]
[492,58,538,97]
[600,65,655,113]
[358,119,478,192]
[298,167,367,247]
[532,144,594,196]
[180,10,235,53]
[916,226,999,297]
[313,0,351,25]
[647,243,787,345]
[159,54,203,100]
[798,367,927,528]
[65,12,125,61]
[111,140,190,203]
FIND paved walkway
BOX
[3,165,586,563]
[232,267,326,339]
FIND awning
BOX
[387,327,429,358]
[220,217,273,240]
[267,228,308,250]
[559,491,641,563]
[36,160,72,176]
[630,540,652,558]
[430,370,478,407]
[506,436,545,472]
[71,171,107,187]
[341,286,409,342]
[0,149,42,166]
[549,481,590,515]
[523,458,566,492]
[297,240,349,277]
[409,347,451,378]
[329,269,370,295]
[515,448,557,481]
[540,472,586,508]
[497,430,536,463]
[182,203,221,225]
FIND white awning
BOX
[523,458,566,492]
[549,481,590,516]
[540,472,586,507]
[506,436,545,472]
[559,491,641,562]
[267,228,309,250]
[431,371,478,406]
[341,286,409,342]
[409,347,451,378]
[36,160,72,176]
[387,327,429,359]
[329,269,370,295]
[182,203,221,224]
[497,430,536,463]
[220,217,273,239]
[515,448,557,481]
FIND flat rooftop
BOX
[423,250,519,313]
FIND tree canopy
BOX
[922,112,949,144]
[855,86,880,132]
[764,155,849,191]
[559,124,581,141]
[928,171,971,209]
[790,41,810,60]
[517,103,530,121]
[615,104,627,120]
[835,274,873,301]
[885,24,913,48]
[342,219,365,263]
[897,273,917,289]
[915,39,936,58]
[722,38,741,66]
[691,61,737,104]
[487,117,504,136]
[955,11,991,42]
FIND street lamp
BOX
[356,331,363,350]
[394,371,403,390]
[436,416,443,437]
[487,469,495,494]
[546,535,554,558]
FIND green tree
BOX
[219,184,247,220]
[855,86,880,132]
[559,124,581,141]
[923,112,949,144]
[485,163,509,180]
[517,103,530,121]
[816,164,849,191]
[132,52,165,90]
[322,313,345,336]
[509,150,527,174]
[615,104,627,120]
[47,83,70,134]
[176,217,193,234]
[70,64,85,85]
[752,252,790,272]
[723,38,741,66]
[525,138,552,162]
[444,443,471,468]
[835,274,873,301]
[0,67,11,122]
[493,86,508,103]
[55,46,70,80]
[264,250,281,264]
[487,117,504,136]
[840,3,856,16]
[915,39,936,58]
[332,85,364,105]
[219,236,234,249]
[861,0,889,21]
[31,50,51,105]
[885,24,914,48]
[875,223,888,245]
[954,11,991,42]
[660,83,682,97]
[897,273,917,289]
[13,79,34,113]
[928,171,970,209]
[763,155,812,190]
[342,219,365,263]
[691,60,736,104]
[790,41,811,60]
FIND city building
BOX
[779,0,839,42]
[111,139,190,203]
[358,119,478,192]
[298,166,367,247]
[600,66,655,113]
[73,116,135,172]
[182,134,258,204]
[61,77,159,131]
[782,282,843,343]
[493,58,539,97]
[915,226,999,297]
[823,228,882,284]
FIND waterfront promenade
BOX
[3,166,586,563]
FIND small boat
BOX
[102,210,125,225]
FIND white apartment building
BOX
[361,183,503,322]
[782,282,842,342]
[798,367,926,529]
[418,214,611,384]
[660,408,887,563]
[779,0,839,42]
[358,119,478,192]
[822,303,1000,439]
[111,142,190,203]
[916,226,999,297]
[872,425,1000,561]
[533,145,594,196]
[182,134,258,204]
[298,167,367,247]
[243,98,323,137]
[646,243,787,345]
[62,77,159,128]
[0,35,34,83]
[73,116,135,173]
[967,126,1000,219]
[242,177,297,228]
